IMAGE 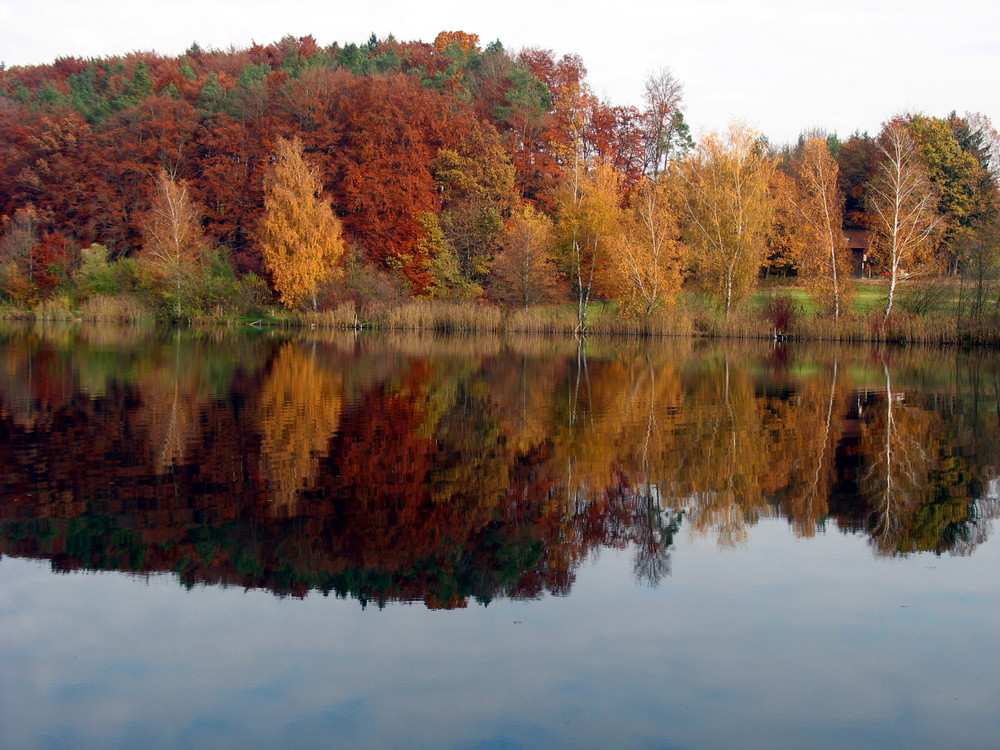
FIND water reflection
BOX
[0,322,997,607]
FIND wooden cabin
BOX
[843,228,871,277]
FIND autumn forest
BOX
[1,32,998,337]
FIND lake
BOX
[1,322,998,749]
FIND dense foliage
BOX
[1,32,997,325]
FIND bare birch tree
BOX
[866,121,943,322]
[642,68,687,177]
[678,123,775,314]
[139,170,210,317]
[793,137,852,318]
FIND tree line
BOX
[1,32,998,326]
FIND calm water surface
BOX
[1,322,998,749]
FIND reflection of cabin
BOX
[843,228,870,277]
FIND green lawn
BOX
[560,279,964,322]
[753,279,968,318]
[851,281,886,315]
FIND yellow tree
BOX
[489,203,561,307]
[867,120,944,322]
[678,123,776,314]
[139,170,210,318]
[793,138,853,318]
[765,169,808,279]
[432,123,518,287]
[555,159,623,333]
[257,136,346,309]
[611,175,685,315]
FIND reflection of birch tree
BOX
[779,359,843,537]
[139,330,208,474]
[624,353,683,585]
[677,356,773,546]
[539,342,689,577]
[631,486,682,587]
[860,363,939,554]
[564,339,593,513]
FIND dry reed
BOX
[375,300,504,332]
[79,294,154,323]
[32,297,76,321]
[298,302,359,328]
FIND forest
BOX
[1,32,998,339]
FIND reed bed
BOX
[690,307,775,340]
[0,305,33,320]
[79,294,154,323]
[789,312,1000,345]
[589,307,695,337]
[298,302,359,328]
[31,297,76,321]
[505,305,579,334]
[289,299,1000,346]
[11,286,995,346]
[373,300,504,332]
[504,304,694,337]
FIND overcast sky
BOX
[1,0,997,144]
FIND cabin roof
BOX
[843,228,869,249]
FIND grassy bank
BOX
[5,280,1000,346]
[279,295,1000,345]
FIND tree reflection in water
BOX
[0,323,997,606]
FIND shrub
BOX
[898,280,952,316]
[233,273,273,317]
[320,246,408,309]
[763,293,798,335]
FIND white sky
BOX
[1,0,997,144]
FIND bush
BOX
[195,249,241,313]
[71,244,142,302]
[763,293,799,335]
[898,280,952,315]
[320,246,408,310]
[233,273,273,318]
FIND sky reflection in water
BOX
[3,524,998,750]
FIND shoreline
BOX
[4,296,1000,347]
